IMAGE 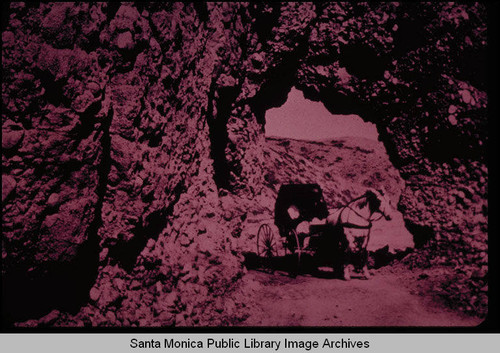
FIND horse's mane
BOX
[338,188,387,215]
[355,195,369,209]
[364,189,382,214]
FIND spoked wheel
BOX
[257,224,278,272]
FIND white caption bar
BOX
[1,333,499,353]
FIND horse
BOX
[325,188,393,280]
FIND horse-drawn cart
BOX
[256,183,393,278]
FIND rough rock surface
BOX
[2,3,488,325]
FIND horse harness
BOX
[336,194,385,246]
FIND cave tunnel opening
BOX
[259,86,416,255]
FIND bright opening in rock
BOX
[265,87,379,141]
[261,87,414,255]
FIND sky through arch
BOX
[265,87,379,141]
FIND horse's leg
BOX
[361,249,371,279]
[343,264,351,281]
[342,247,352,281]
[362,265,371,279]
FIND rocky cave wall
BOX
[2,3,488,324]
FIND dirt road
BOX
[238,269,481,327]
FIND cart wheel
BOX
[257,224,278,271]
[292,229,302,264]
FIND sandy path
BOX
[238,269,481,327]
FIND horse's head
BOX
[366,188,393,221]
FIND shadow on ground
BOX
[243,252,345,279]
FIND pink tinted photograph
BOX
[1,2,490,328]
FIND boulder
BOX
[2,175,16,202]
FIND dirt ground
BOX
[237,267,482,327]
